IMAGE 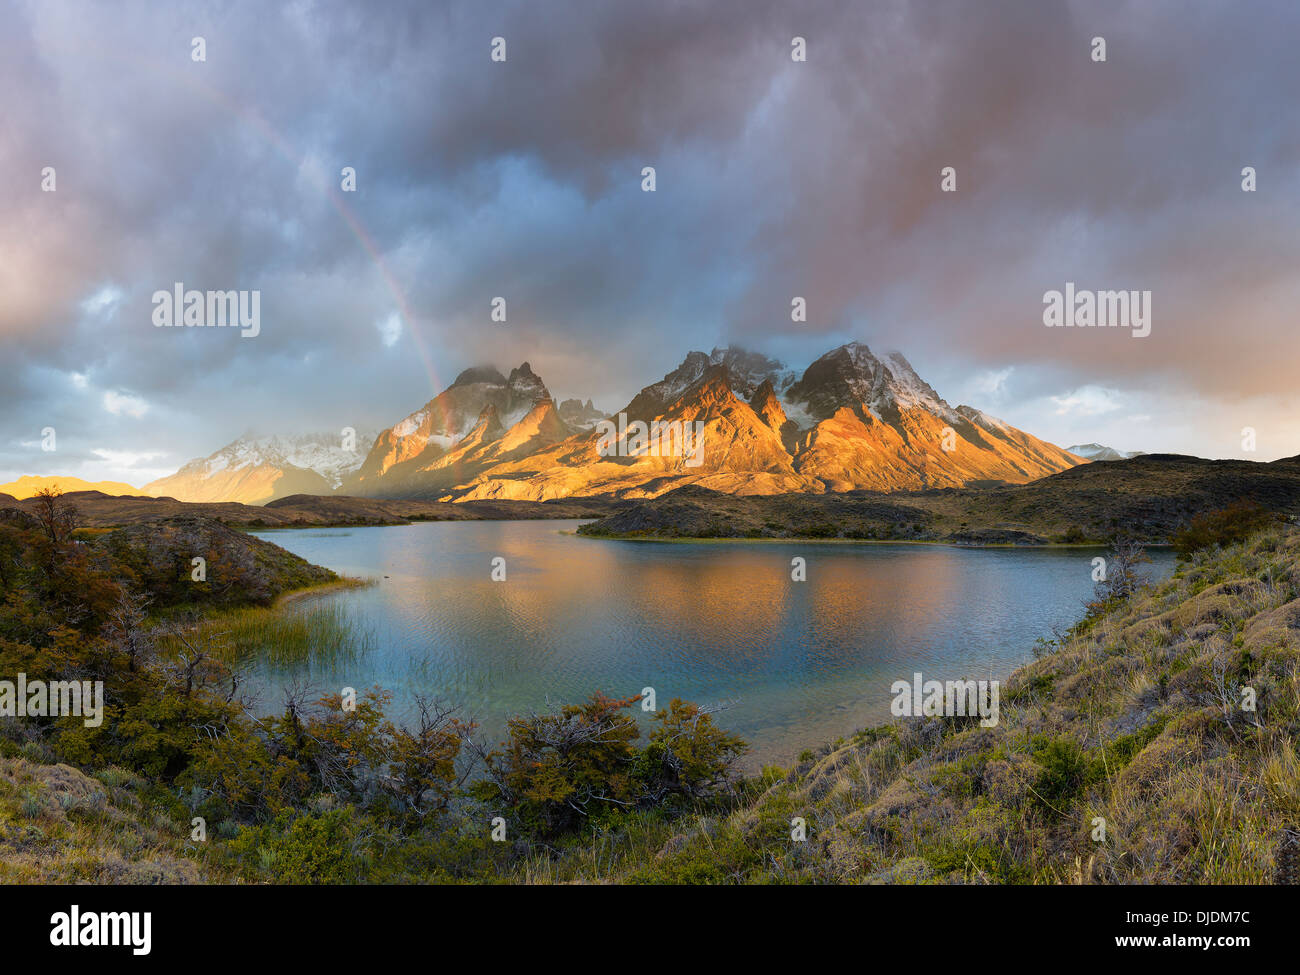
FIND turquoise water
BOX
[250,521,1173,767]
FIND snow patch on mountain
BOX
[392,411,428,439]
[782,341,965,426]
[177,431,376,488]
[956,405,1014,435]
[880,351,959,421]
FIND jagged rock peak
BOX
[749,376,779,409]
[640,345,794,408]
[507,362,548,398]
[558,397,605,431]
[786,341,957,424]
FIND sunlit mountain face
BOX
[336,342,1082,502]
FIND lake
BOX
[249,521,1173,768]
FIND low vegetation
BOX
[1172,500,1277,559]
[0,488,623,530]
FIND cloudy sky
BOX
[3,0,1299,486]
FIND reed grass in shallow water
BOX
[159,601,375,672]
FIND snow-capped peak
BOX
[782,341,960,426]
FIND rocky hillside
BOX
[88,515,337,606]
[783,345,1079,492]
[345,363,558,494]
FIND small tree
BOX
[388,695,473,816]
[105,589,153,673]
[1089,537,1149,613]
[32,486,77,548]
[270,686,393,803]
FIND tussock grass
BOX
[0,757,222,884]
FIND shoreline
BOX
[272,575,373,608]
[569,530,1173,550]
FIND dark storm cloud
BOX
[2,0,1299,482]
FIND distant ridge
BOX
[1065,443,1147,462]
[0,474,143,499]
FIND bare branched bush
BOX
[1090,537,1150,612]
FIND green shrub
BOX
[482,694,749,839]
[231,808,367,883]
[921,839,1030,883]
[637,699,746,801]
[1030,736,1093,820]
[482,692,642,838]
[1173,502,1275,559]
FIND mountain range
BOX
[340,342,1082,501]
[54,343,1089,504]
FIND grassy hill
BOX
[578,454,1300,545]
[0,489,621,529]
[625,525,1300,883]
